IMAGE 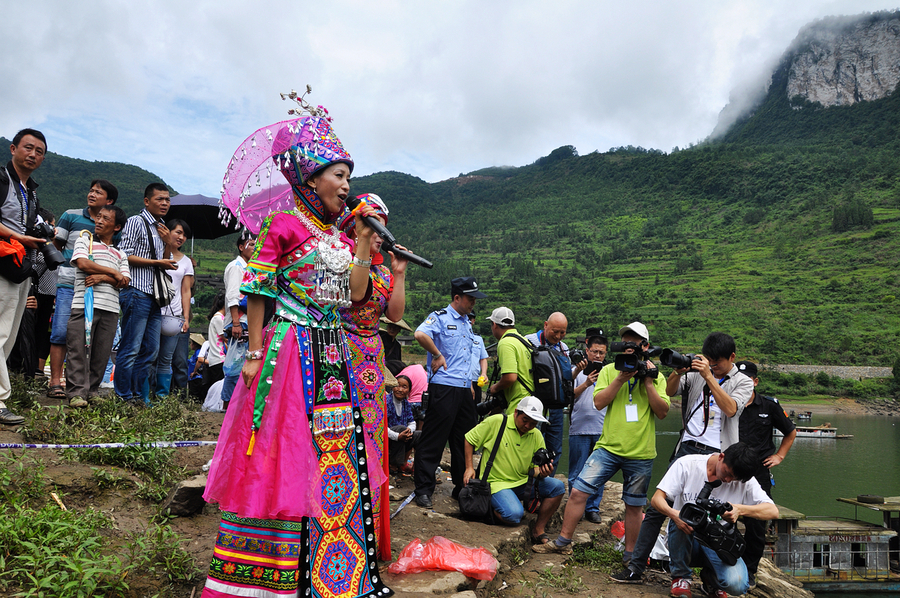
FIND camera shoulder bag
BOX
[142,218,176,307]
[0,167,36,283]
[458,414,507,519]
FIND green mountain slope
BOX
[0,136,174,219]
[353,99,900,366]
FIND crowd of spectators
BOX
[1,128,799,598]
[0,128,251,419]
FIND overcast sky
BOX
[2,0,895,196]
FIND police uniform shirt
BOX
[738,391,796,461]
[416,304,474,388]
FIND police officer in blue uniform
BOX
[412,276,487,508]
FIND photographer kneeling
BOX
[463,396,565,543]
[653,442,777,598]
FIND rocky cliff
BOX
[787,13,900,107]
[712,11,900,139]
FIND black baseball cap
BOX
[736,361,758,378]
[451,276,487,299]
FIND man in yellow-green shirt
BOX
[464,396,565,543]
[535,322,670,558]
[486,306,534,414]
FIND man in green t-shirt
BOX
[464,396,565,543]
[486,306,534,414]
[535,322,670,556]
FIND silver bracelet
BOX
[352,256,372,267]
[246,348,265,361]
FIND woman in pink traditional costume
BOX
[337,194,407,560]
[201,94,393,598]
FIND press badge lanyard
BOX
[18,182,30,227]
[625,378,639,422]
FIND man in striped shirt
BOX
[115,183,176,404]
[66,206,130,407]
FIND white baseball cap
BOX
[516,396,549,423]
[618,321,650,343]
[487,306,516,326]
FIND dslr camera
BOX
[678,480,746,565]
[532,447,558,468]
[475,392,507,417]
[569,349,587,366]
[27,219,65,270]
[609,341,661,379]
[660,349,699,370]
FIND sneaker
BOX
[670,577,692,598]
[531,540,573,555]
[584,511,602,524]
[69,397,89,409]
[415,494,433,508]
[0,408,25,425]
[610,568,642,584]
[698,584,726,598]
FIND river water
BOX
[559,409,900,521]
[558,408,900,595]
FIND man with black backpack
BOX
[525,312,574,473]
[0,129,49,426]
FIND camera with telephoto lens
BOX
[532,447,558,468]
[678,480,746,565]
[660,349,698,370]
[609,341,662,379]
[27,220,65,270]
[475,392,507,417]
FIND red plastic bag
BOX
[611,520,625,540]
[387,536,499,580]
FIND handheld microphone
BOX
[344,196,433,268]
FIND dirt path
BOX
[1,395,866,596]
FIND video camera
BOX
[609,341,661,379]
[27,219,65,270]
[678,480,746,565]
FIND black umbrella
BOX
[166,194,242,240]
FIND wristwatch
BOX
[246,348,265,361]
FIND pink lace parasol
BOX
[218,119,303,235]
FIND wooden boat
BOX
[775,424,851,439]
[771,499,900,592]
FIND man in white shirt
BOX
[220,229,255,410]
[652,442,776,598]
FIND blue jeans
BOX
[115,287,162,403]
[572,446,653,507]
[491,476,566,523]
[668,520,749,595]
[50,287,74,344]
[172,331,190,389]
[568,434,604,512]
[156,330,189,395]
[221,372,240,408]
[540,407,564,474]
[630,439,721,574]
